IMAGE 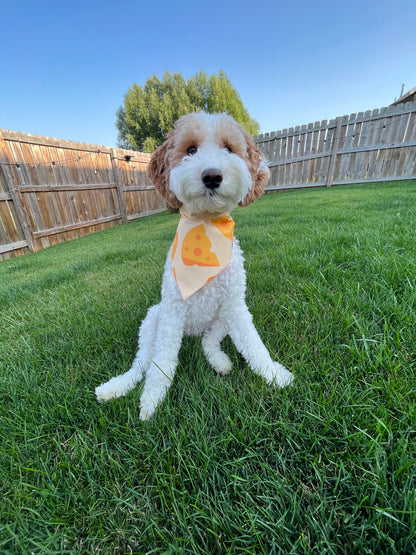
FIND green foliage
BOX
[116,70,260,152]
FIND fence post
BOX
[110,148,128,223]
[326,116,343,187]
[0,132,36,252]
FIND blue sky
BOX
[1,0,415,147]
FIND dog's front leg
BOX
[138,305,185,420]
[95,304,160,402]
[227,306,293,387]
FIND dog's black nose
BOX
[202,168,223,189]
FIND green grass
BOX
[1,180,416,553]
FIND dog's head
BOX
[148,112,270,214]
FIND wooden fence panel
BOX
[0,130,166,260]
[256,101,416,191]
[111,148,166,221]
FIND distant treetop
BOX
[116,70,260,152]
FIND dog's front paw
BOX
[139,400,157,421]
[212,353,232,376]
[95,375,134,402]
[263,363,294,388]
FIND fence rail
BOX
[255,101,416,191]
[0,129,166,260]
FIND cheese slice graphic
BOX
[181,224,220,267]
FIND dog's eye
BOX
[187,146,198,155]
[225,146,233,153]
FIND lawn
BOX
[1,180,415,553]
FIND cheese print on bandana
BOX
[171,208,235,300]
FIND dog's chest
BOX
[161,238,247,336]
[183,285,225,334]
[182,242,246,335]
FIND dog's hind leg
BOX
[202,319,232,375]
[95,304,160,402]
[227,306,294,387]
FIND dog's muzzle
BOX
[202,168,223,190]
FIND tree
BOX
[116,70,260,152]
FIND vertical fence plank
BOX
[326,117,343,187]
[111,148,128,223]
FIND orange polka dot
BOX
[195,234,201,241]
[193,247,202,257]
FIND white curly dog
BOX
[95,112,293,419]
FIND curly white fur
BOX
[95,112,293,420]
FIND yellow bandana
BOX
[171,208,235,300]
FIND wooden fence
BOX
[2,101,416,260]
[0,129,166,260]
[255,101,416,190]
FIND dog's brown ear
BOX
[148,138,182,209]
[239,132,270,207]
